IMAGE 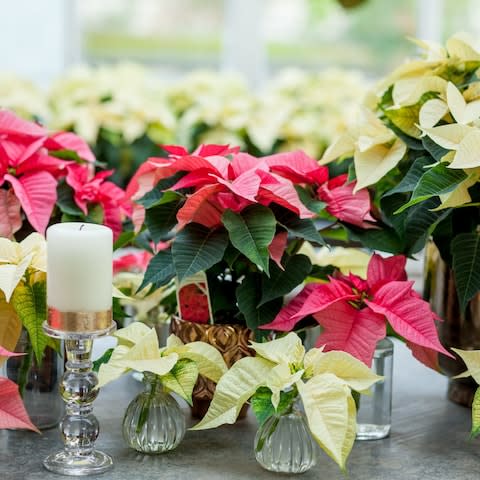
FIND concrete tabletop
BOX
[1,339,478,480]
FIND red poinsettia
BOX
[0,110,94,236]
[262,254,452,368]
[66,165,133,239]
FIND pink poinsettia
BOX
[317,174,375,228]
[0,110,94,236]
[262,254,452,368]
[66,165,133,239]
[127,145,319,231]
[0,346,38,432]
[127,144,376,234]
[113,250,153,275]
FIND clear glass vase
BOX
[0,329,64,430]
[356,337,393,440]
[254,403,317,474]
[122,372,186,453]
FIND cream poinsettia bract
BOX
[321,108,407,191]
[452,348,480,438]
[191,332,382,471]
[0,233,46,302]
[97,322,227,405]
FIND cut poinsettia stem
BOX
[17,340,33,398]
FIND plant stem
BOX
[17,339,33,398]
[136,375,158,434]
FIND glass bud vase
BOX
[1,329,64,430]
[356,337,393,440]
[254,403,317,474]
[122,372,186,453]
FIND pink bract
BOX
[262,253,452,368]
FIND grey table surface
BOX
[1,339,478,480]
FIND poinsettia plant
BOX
[0,109,132,240]
[0,233,53,431]
[97,322,228,403]
[263,253,453,369]
[126,143,375,335]
[321,33,480,311]
[192,332,381,471]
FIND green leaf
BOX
[383,155,433,197]
[294,186,326,215]
[145,199,182,243]
[259,254,312,306]
[384,104,422,138]
[172,224,229,282]
[347,226,403,254]
[56,182,83,216]
[222,205,276,275]
[138,250,175,291]
[113,230,136,251]
[86,204,104,225]
[395,163,467,213]
[93,348,114,372]
[11,281,48,365]
[251,386,298,428]
[236,274,283,338]
[273,207,325,245]
[404,198,451,255]
[422,136,451,162]
[471,387,480,439]
[452,232,480,312]
[161,358,198,405]
[138,172,186,208]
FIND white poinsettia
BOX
[321,108,407,191]
[300,242,371,278]
[192,332,381,471]
[97,322,227,405]
[0,233,46,302]
[49,64,176,144]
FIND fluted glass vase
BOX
[254,402,317,474]
[122,373,186,453]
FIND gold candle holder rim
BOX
[46,307,115,338]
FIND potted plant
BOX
[320,32,480,405]
[192,332,381,473]
[125,143,375,415]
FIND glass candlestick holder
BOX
[42,309,116,476]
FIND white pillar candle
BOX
[47,223,113,312]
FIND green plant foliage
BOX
[251,386,298,429]
[236,273,283,338]
[222,205,277,276]
[161,358,198,406]
[138,250,175,291]
[452,233,480,312]
[145,198,182,243]
[259,255,312,306]
[11,281,49,364]
[172,224,229,282]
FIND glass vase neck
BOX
[142,372,163,392]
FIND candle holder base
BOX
[42,320,116,477]
[43,450,113,477]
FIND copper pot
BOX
[424,242,480,406]
[170,316,254,418]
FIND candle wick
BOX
[79,224,85,231]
